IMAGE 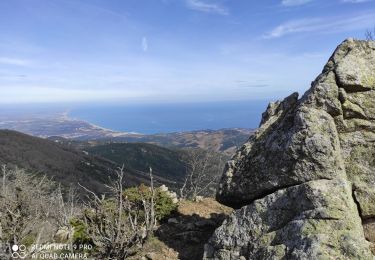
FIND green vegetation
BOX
[0,130,118,196]
[70,218,92,246]
[124,184,177,220]
[0,130,232,258]
[86,142,229,195]
[87,142,188,182]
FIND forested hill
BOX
[86,142,188,183]
[0,130,117,194]
[0,130,191,194]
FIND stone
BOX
[334,40,375,92]
[195,195,204,202]
[185,222,195,231]
[145,252,157,260]
[217,97,346,208]
[206,39,375,259]
[167,218,179,224]
[159,185,179,204]
[159,184,168,192]
[206,179,373,259]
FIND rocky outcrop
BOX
[159,185,179,204]
[204,39,375,259]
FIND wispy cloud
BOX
[0,86,152,104]
[281,0,312,6]
[264,18,321,38]
[264,12,374,38]
[142,37,148,52]
[0,57,32,66]
[61,1,128,21]
[186,0,229,15]
[342,0,372,3]
[240,84,269,88]
[0,74,27,81]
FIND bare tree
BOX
[53,185,80,227]
[79,166,133,258]
[80,165,157,259]
[141,167,156,237]
[2,165,7,196]
[0,166,79,259]
[180,149,226,200]
[0,167,48,247]
[366,27,375,40]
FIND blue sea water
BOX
[68,100,270,134]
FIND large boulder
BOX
[205,39,375,259]
[205,179,372,259]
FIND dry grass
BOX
[177,198,233,219]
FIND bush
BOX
[21,234,36,247]
[155,190,176,220]
[78,165,177,259]
[123,184,176,220]
[69,218,92,246]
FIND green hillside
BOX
[86,142,188,183]
[0,130,117,195]
[0,130,192,194]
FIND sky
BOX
[0,0,374,104]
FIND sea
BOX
[69,101,270,134]
[0,100,271,134]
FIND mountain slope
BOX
[0,130,117,194]
[86,143,188,183]
[0,130,190,194]
[114,128,253,155]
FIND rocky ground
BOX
[130,198,232,260]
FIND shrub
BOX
[155,190,176,220]
[123,184,176,220]
[21,234,36,247]
[69,218,92,246]
[78,168,176,259]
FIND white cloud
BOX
[0,57,31,66]
[342,0,372,3]
[264,12,375,38]
[186,0,228,15]
[142,37,148,52]
[281,0,312,6]
[0,86,153,104]
[264,18,322,38]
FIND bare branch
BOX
[365,26,375,41]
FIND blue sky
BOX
[0,0,374,104]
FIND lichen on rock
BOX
[205,179,372,259]
[205,39,375,259]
